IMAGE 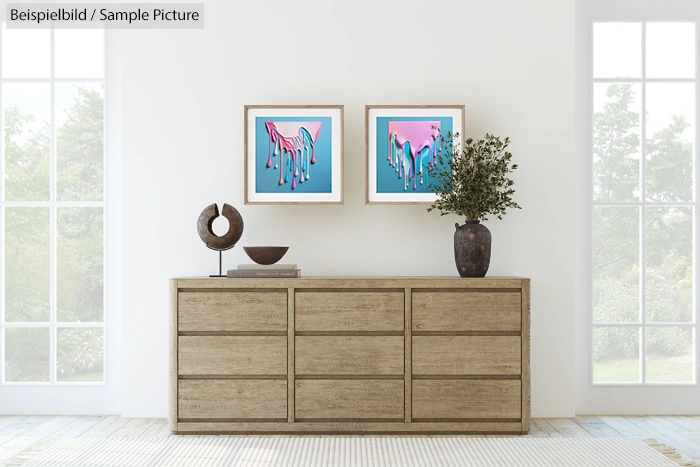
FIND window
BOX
[1,26,106,385]
[591,21,697,385]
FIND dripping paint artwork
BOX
[382,120,445,192]
[366,106,465,204]
[259,119,330,193]
[245,106,344,204]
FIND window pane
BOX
[646,23,695,79]
[3,84,51,202]
[593,207,640,323]
[1,25,50,78]
[646,327,694,383]
[646,83,695,202]
[593,83,641,202]
[594,23,642,79]
[55,30,104,79]
[57,327,104,382]
[56,84,104,202]
[57,207,104,322]
[4,327,50,382]
[4,207,50,322]
[593,327,640,383]
[645,207,693,323]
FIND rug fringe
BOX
[1,437,61,467]
[642,438,700,467]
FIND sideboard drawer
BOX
[178,380,287,420]
[295,380,404,420]
[296,336,404,375]
[178,336,287,375]
[413,336,521,375]
[412,380,521,419]
[295,292,404,332]
[412,291,521,332]
[178,291,287,332]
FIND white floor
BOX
[1,416,700,464]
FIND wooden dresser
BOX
[170,277,530,434]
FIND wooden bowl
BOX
[243,246,289,265]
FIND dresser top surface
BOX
[172,276,530,289]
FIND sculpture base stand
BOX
[210,250,225,278]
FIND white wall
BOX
[120,0,575,417]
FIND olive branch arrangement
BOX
[427,132,521,222]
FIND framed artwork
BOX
[365,105,465,204]
[244,105,344,204]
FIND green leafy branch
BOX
[427,132,521,222]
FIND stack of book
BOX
[227,264,301,278]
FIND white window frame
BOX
[576,0,700,415]
[590,20,698,387]
[0,24,121,413]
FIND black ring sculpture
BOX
[197,203,244,276]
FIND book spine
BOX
[227,270,301,278]
[237,264,298,270]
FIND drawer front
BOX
[295,292,404,332]
[296,336,404,375]
[412,291,521,332]
[413,336,521,375]
[412,380,521,419]
[295,380,404,420]
[178,291,287,332]
[178,336,286,375]
[178,380,287,419]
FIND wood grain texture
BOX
[178,380,287,419]
[296,336,404,375]
[412,291,521,332]
[412,336,521,375]
[521,278,531,432]
[287,288,295,423]
[175,277,526,290]
[178,336,286,375]
[79,416,130,438]
[405,288,412,423]
[295,380,404,419]
[295,292,404,331]
[175,420,522,434]
[170,277,530,435]
[169,280,178,432]
[412,380,521,419]
[109,418,158,438]
[178,291,287,332]
[0,417,79,462]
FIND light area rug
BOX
[3,436,698,467]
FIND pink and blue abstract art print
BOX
[375,116,453,194]
[255,117,333,194]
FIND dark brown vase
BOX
[454,221,491,278]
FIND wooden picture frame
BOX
[244,105,344,204]
[365,105,465,205]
